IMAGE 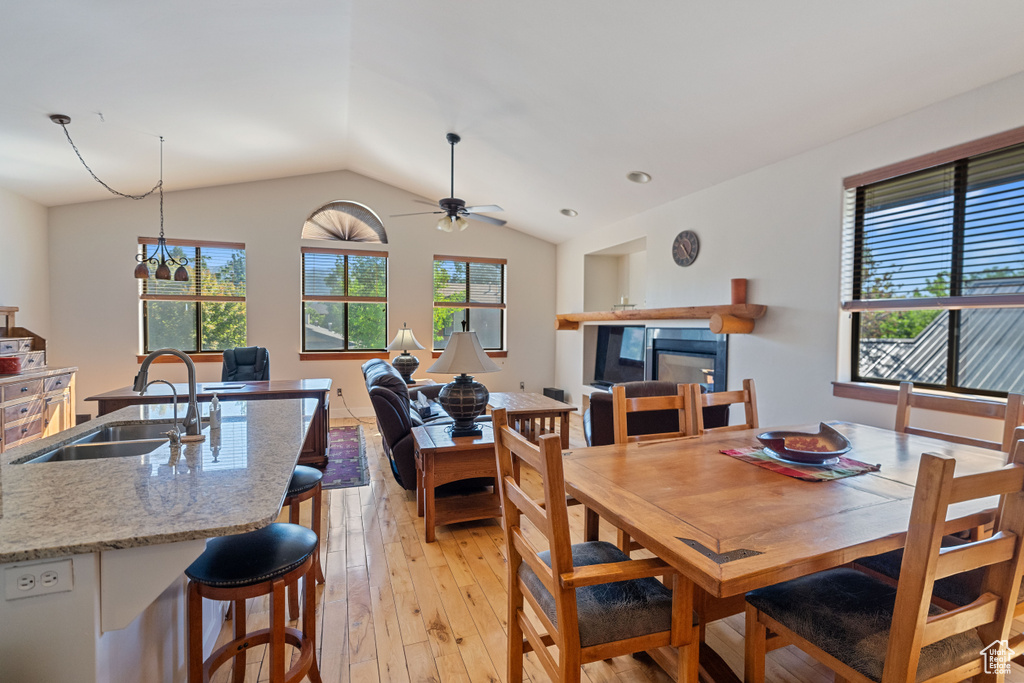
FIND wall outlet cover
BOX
[4,559,73,600]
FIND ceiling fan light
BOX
[436,216,454,232]
[455,215,469,231]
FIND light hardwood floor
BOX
[208,415,1024,683]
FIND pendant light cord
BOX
[55,120,163,201]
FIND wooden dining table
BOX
[561,421,1008,682]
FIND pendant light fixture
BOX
[50,114,188,282]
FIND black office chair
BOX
[222,346,270,381]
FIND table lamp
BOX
[428,331,501,437]
[386,323,425,384]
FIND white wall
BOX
[46,170,557,417]
[556,71,1024,441]
[0,187,49,336]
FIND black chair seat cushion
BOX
[518,540,695,648]
[186,523,318,588]
[856,537,1024,607]
[745,568,984,683]
[287,465,323,497]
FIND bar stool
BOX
[284,465,326,619]
[186,523,322,683]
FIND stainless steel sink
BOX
[24,438,168,463]
[90,422,179,443]
[19,421,178,464]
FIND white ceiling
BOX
[2,1,1024,244]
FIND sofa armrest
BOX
[411,385,444,400]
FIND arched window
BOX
[301,200,388,244]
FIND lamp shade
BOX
[386,326,425,352]
[428,332,500,375]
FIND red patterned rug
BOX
[322,425,369,490]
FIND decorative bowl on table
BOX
[755,422,851,466]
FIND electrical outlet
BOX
[4,559,73,600]
[519,381,525,391]
[337,388,343,397]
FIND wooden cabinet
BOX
[0,306,77,453]
[0,368,76,452]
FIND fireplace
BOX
[646,328,728,393]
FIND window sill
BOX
[137,353,224,364]
[430,350,508,359]
[299,352,389,361]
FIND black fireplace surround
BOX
[645,327,728,393]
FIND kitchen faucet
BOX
[134,348,201,436]
[140,379,181,438]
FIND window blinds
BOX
[139,238,246,301]
[301,247,387,301]
[841,141,1024,311]
[433,255,506,308]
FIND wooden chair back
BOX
[881,437,1024,682]
[493,408,582,681]
[493,407,700,683]
[694,378,759,434]
[895,381,1024,452]
[611,383,698,444]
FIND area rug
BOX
[322,425,369,489]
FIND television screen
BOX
[592,325,645,387]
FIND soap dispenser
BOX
[210,393,222,430]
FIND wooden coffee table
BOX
[487,391,577,448]
[411,421,502,542]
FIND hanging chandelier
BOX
[50,114,188,282]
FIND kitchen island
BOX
[0,397,318,682]
[85,378,332,468]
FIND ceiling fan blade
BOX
[465,212,507,226]
[413,199,441,207]
[463,204,504,214]
[390,210,443,217]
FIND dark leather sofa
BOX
[362,359,492,492]
[583,381,730,446]
[362,359,449,489]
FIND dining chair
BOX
[611,383,700,443]
[492,408,700,683]
[611,382,699,553]
[744,438,1024,683]
[693,378,759,434]
[895,381,1024,452]
[853,427,1024,654]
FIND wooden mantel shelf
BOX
[555,304,768,332]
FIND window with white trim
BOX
[139,238,246,353]
[301,247,388,352]
[842,133,1024,396]
[432,255,506,350]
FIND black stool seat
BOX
[186,523,317,589]
[288,465,323,497]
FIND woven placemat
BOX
[719,446,881,482]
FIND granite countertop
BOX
[0,397,317,564]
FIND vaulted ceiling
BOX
[3,1,1024,243]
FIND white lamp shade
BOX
[428,331,501,374]
[386,327,425,351]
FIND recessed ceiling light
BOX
[627,171,652,184]
[560,209,578,217]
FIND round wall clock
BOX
[672,230,700,267]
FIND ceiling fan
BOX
[392,133,506,231]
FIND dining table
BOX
[560,421,1009,682]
